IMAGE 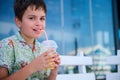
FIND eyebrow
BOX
[28,15,46,18]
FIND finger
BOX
[54,54,60,60]
[45,54,54,60]
[45,54,56,61]
[55,57,61,64]
[42,49,54,56]
[55,60,60,64]
[53,52,60,58]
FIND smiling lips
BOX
[33,28,42,34]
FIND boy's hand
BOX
[29,49,56,73]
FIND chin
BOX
[34,35,42,38]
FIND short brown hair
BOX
[14,0,46,21]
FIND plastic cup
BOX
[41,40,58,69]
[41,40,58,52]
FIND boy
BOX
[0,0,60,80]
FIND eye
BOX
[29,17,35,20]
[40,17,46,21]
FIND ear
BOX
[14,17,22,28]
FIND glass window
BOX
[0,0,116,80]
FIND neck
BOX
[20,32,35,45]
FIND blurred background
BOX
[0,0,120,80]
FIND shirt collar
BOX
[16,31,26,43]
[16,31,39,45]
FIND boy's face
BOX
[15,6,46,39]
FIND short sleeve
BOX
[0,39,14,74]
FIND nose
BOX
[35,19,42,26]
[35,19,45,30]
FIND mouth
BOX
[33,28,42,34]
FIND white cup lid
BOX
[41,40,58,48]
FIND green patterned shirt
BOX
[0,32,49,80]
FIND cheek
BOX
[21,21,32,29]
[22,19,33,26]
[20,24,30,32]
